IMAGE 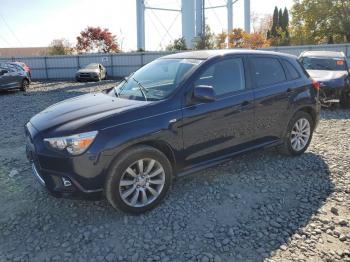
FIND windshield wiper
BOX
[114,77,129,97]
[132,77,148,101]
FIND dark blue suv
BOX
[25,50,320,213]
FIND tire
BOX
[278,111,314,156]
[340,90,350,108]
[21,79,29,92]
[105,145,173,214]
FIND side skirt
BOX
[176,139,282,178]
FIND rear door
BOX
[0,67,13,89]
[248,56,293,140]
[181,56,255,166]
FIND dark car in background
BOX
[0,61,32,80]
[76,63,107,82]
[0,64,30,91]
[26,50,320,213]
[299,51,350,107]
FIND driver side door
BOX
[181,56,255,167]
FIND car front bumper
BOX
[25,124,110,198]
[76,73,99,81]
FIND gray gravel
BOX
[0,81,349,262]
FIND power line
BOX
[0,12,23,47]
[0,35,11,47]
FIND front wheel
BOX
[21,79,29,91]
[278,111,314,156]
[105,146,172,214]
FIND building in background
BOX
[0,47,49,58]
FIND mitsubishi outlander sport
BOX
[25,50,320,213]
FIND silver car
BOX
[0,65,30,91]
[75,63,107,82]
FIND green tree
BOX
[282,7,289,37]
[193,25,215,50]
[166,37,187,51]
[268,6,290,46]
[278,9,283,28]
[291,0,350,44]
[271,6,279,37]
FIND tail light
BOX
[312,80,320,91]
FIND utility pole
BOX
[136,0,145,50]
[244,0,250,33]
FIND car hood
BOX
[77,68,99,74]
[30,93,149,132]
[307,70,348,81]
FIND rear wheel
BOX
[105,146,172,214]
[21,79,29,91]
[278,111,314,156]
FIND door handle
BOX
[286,88,293,93]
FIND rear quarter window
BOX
[282,60,301,80]
[250,57,286,87]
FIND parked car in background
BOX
[0,61,32,80]
[299,51,350,107]
[76,63,107,82]
[26,50,320,213]
[0,65,30,91]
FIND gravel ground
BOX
[0,81,349,262]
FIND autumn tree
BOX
[76,27,120,53]
[215,31,227,49]
[48,39,73,55]
[228,28,244,48]
[291,0,350,45]
[215,28,270,50]
[166,37,187,51]
[241,32,271,49]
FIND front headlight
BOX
[44,131,98,155]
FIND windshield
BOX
[300,57,347,71]
[112,58,202,101]
[85,63,99,69]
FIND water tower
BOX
[136,0,251,50]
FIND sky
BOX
[0,0,294,51]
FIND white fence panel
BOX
[47,56,78,68]
[1,44,350,80]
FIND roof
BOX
[300,50,346,58]
[161,49,297,60]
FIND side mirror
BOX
[193,85,216,103]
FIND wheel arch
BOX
[296,106,317,127]
[106,139,177,176]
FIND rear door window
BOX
[250,57,286,88]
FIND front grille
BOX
[79,73,91,78]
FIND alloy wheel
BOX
[290,118,311,151]
[119,158,165,208]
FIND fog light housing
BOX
[62,177,72,187]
